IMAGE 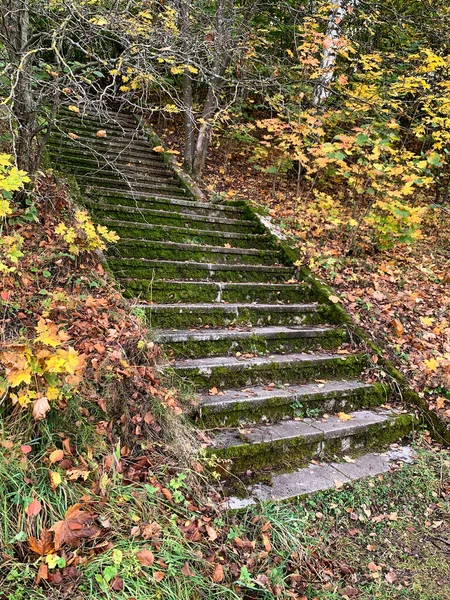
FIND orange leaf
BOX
[154,571,165,582]
[50,503,100,550]
[262,533,272,552]
[49,449,64,463]
[211,563,224,583]
[28,529,54,556]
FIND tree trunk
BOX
[192,0,233,180]
[313,0,347,106]
[180,0,196,171]
[0,0,37,173]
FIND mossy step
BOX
[143,302,327,328]
[50,132,159,153]
[87,203,262,234]
[48,151,168,174]
[48,139,178,164]
[120,280,316,303]
[229,446,415,504]
[171,351,367,389]
[95,219,271,249]
[112,239,281,265]
[108,258,293,283]
[196,380,386,427]
[54,122,146,141]
[85,194,247,218]
[78,176,186,196]
[207,409,415,475]
[47,143,166,167]
[59,107,136,126]
[54,163,178,186]
[156,325,347,358]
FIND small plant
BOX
[54,209,119,260]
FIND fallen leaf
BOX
[211,563,224,583]
[181,561,194,577]
[33,397,50,421]
[28,529,55,556]
[154,571,165,582]
[96,130,107,138]
[137,549,154,567]
[205,524,218,541]
[385,570,397,584]
[49,471,62,490]
[20,445,32,454]
[337,412,353,422]
[26,499,42,517]
[50,503,100,549]
[329,295,340,304]
[49,449,64,463]
[209,387,219,396]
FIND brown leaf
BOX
[20,445,32,454]
[368,561,381,573]
[141,521,162,540]
[111,576,124,591]
[154,571,165,582]
[205,524,218,542]
[28,529,55,556]
[33,397,50,421]
[96,130,107,138]
[211,563,224,583]
[181,561,194,577]
[50,503,100,550]
[136,549,154,567]
[262,533,272,552]
[385,570,397,584]
[35,563,48,586]
[391,318,404,337]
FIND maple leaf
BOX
[34,318,65,348]
[50,503,100,550]
[337,412,353,422]
[424,357,440,371]
[28,529,55,556]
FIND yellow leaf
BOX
[424,358,440,372]
[152,146,165,153]
[35,318,65,348]
[67,105,80,113]
[436,397,446,410]
[329,295,340,304]
[49,471,62,490]
[420,316,434,327]
[337,412,353,422]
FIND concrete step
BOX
[50,153,171,177]
[53,122,146,142]
[207,409,415,475]
[156,325,347,358]
[120,280,316,304]
[47,143,166,167]
[59,107,136,127]
[196,379,385,427]
[112,239,281,266]
[78,176,186,196]
[55,163,178,186]
[226,446,416,506]
[47,139,179,164]
[108,258,294,283]
[85,193,247,219]
[87,202,263,233]
[171,352,367,389]
[50,132,160,153]
[143,302,326,328]
[94,219,272,249]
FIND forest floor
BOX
[0,126,449,599]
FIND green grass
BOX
[1,440,449,600]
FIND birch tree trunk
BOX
[313,0,347,106]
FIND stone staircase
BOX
[48,106,417,504]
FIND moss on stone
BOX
[175,353,367,390]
